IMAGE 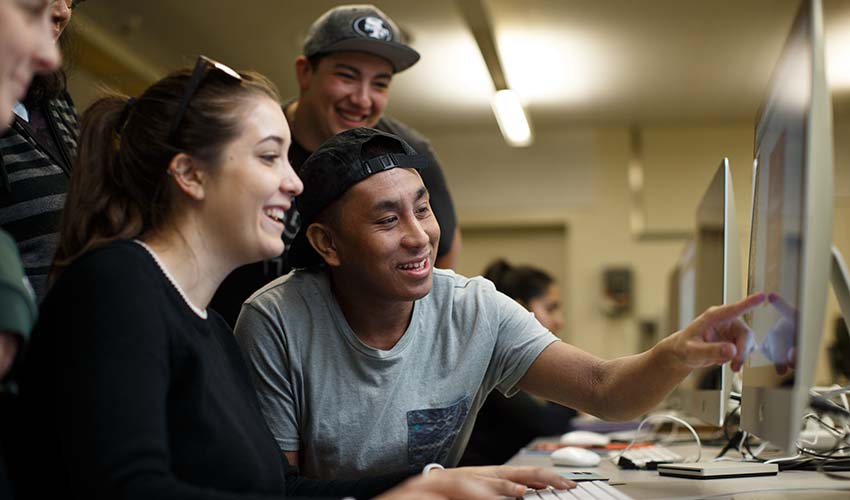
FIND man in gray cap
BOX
[287,4,459,267]
[211,4,460,326]
[235,127,764,480]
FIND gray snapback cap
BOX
[303,4,420,72]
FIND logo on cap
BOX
[353,16,393,41]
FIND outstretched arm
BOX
[518,293,764,421]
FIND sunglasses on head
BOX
[167,55,243,146]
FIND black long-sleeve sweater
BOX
[10,241,411,500]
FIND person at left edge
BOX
[0,0,81,302]
[0,1,62,499]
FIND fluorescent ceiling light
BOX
[628,159,644,193]
[491,89,532,147]
[827,28,850,90]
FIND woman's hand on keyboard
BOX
[431,465,576,497]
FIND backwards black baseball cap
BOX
[288,128,428,268]
[303,4,420,72]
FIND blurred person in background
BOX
[460,259,577,465]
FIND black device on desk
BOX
[557,471,609,482]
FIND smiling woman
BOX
[10,60,311,498]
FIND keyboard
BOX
[520,482,634,500]
[612,444,684,470]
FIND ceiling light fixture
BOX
[492,89,532,147]
[457,0,534,147]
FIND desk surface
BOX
[507,442,850,500]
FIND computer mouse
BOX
[551,446,602,467]
[559,430,611,447]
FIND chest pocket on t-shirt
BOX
[407,397,470,468]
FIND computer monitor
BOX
[740,0,834,456]
[683,159,741,427]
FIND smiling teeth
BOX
[399,259,426,270]
[264,207,285,223]
[338,110,365,122]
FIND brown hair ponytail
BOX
[51,66,279,281]
[51,96,144,279]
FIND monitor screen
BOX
[683,160,739,426]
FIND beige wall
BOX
[423,116,850,384]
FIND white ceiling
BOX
[74,0,850,132]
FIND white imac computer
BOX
[683,159,742,426]
[740,0,834,456]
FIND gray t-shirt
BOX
[234,268,559,479]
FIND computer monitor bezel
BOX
[740,0,834,456]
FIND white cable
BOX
[818,383,850,399]
[764,453,802,464]
[802,413,844,437]
[751,441,769,458]
[610,414,702,463]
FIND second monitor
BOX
[681,158,742,427]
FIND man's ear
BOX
[167,153,206,201]
[306,222,341,267]
[294,55,314,93]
